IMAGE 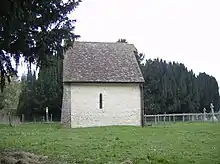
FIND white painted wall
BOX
[70,83,141,128]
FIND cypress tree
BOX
[141,58,220,114]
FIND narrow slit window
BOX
[99,93,103,109]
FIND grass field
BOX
[0,123,220,164]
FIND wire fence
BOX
[144,112,220,125]
[1,110,220,126]
[0,113,54,125]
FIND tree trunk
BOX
[8,112,13,127]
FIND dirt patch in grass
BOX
[0,151,48,164]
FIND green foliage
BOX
[197,73,220,112]
[0,93,4,110]
[0,0,81,90]
[17,56,63,121]
[2,77,23,110]
[35,55,63,120]
[0,76,22,116]
[17,67,38,120]
[0,123,220,164]
[142,58,220,114]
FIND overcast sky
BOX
[69,0,220,83]
[18,0,220,83]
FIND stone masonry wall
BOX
[70,83,141,128]
[61,83,71,127]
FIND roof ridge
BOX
[63,41,144,83]
[74,40,134,46]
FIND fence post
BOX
[21,114,24,122]
[154,115,157,124]
[50,114,53,122]
[203,108,207,121]
[173,114,175,122]
[163,113,166,124]
[157,115,160,123]
[196,114,198,121]
[210,103,215,123]
[182,114,185,122]
[46,107,49,122]
[169,115,171,123]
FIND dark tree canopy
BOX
[17,55,63,121]
[0,0,81,90]
[142,58,220,114]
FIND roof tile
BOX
[63,41,144,83]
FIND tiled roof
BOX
[63,41,144,83]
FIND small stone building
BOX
[61,41,145,128]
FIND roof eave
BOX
[63,81,145,84]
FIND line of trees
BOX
[1,39,219,120]
[13,54,220,121]
[139,58,220,114]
